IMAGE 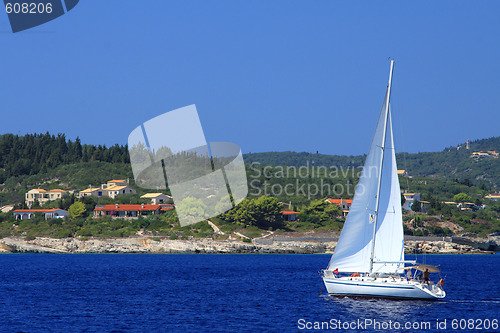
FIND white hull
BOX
[322,275,445,300]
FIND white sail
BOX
[322,61,445,300]
[327,87,404,274]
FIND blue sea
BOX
[0,253,498,332]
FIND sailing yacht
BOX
[322,60,445,300]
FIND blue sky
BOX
[1,1,499,156]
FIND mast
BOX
[369,59,395,275]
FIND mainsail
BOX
[327,67,404,274]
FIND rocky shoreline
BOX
[0,235,498,254]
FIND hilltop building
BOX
[25,189,49,207]
[140,193,172,205]
[326,198,353,216]
[78,179,136,199]
[458,202,477,211]
[102,179,129,188]
[106,185,136,199]
[79,187,103,198]
[25,189,67,208]
[485,193,500,201]
[0,205,14,213]
[419,200,431,213]
[471,151,498,159]
[402,193,420,211]
[397,170,408,177]
[402,193,432,212]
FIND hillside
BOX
[244,137,500,189]
[0,133,499,239]
[0,133,499,207]
[2,133,498,190]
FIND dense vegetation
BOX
[0,209,215,240]
[245,137,500,189]
[0,133,129,183]
[0,132,499,240]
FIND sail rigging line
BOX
[391,65,411,193]
[369,59,395,275]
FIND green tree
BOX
[300,199,340,224]
[220,196,284,229]
[453,193,472,203]
[411,200,421,212]
[80,196,97,216]
[176,197,208,225]
[61,193,75,210]
[68,201,86,218]
[251,196,284,229]
[31,199,42,209]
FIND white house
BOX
[13,208,69,220]
[458,202,476,211]
[402,193,421,211]
[485,193,500,201]
[140,193,172,204]
[106,185,137,199]
[25,188,68,207]
[25,189,49,207]
[78,179,136,199]
[102,179,130,189]
[0,205,14,213]
[48,189,67,200]
[78,187,104,198]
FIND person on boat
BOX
[406,269,412,281]
[423,268,430,284]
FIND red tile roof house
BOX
[159,204,174,212]
[325,199,353,216]
[13,209,69,220]
[93,204,161,219]
[281,210,300,222]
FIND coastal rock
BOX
[0,236,495,254]
[451,236,500,252]
[404,240,493,254]
[0,237,328,254]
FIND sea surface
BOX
[0,253,498,332]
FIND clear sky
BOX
[1,1,499,156]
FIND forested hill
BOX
[0,133,129,184]
[0,133,498,189]
[243,137,500,189]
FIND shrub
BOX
[25,234,36,241]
